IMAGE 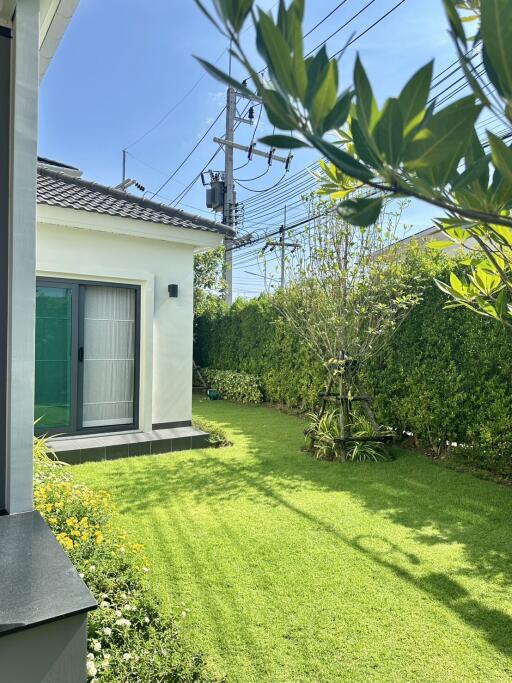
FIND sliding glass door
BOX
[35,279,139,434]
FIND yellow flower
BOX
[56,533,74,551]
[95,531,104,545]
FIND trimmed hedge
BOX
[201,368,263,404]
[195,280,512,474]
[361,281,512,463]
[195,296,324,409]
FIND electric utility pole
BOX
[264,206,300,288]
[210,87,293,304]
[223,87,236,305]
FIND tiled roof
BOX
[37,166,233,237]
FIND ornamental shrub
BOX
[34,436,221,683]
[201,368,263,404]
[192,415,232,447]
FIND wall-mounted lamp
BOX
[168,284,179,298]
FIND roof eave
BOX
[37,166,235,238]
[39,0,80,81]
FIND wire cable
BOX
[149,107,226,199]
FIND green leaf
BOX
[481,0,512,100]
[374,98,404,166]
[305,47,330,111]
[337,197,383,227]
[495,289,508,317]
[260,88,298,130]
[451,156,490,191]
[311,60,338,132]
[311,137,374,183]
[444,226,472,241]
[194,58,253,97]
[472,266,502,295]
[291,13,307,103]
[404,96,482,170]
[322,90,352,133]
[256,10,295,96]
[427,240,454,250]
[354,56,379,133]
[488,132,512,185]
[259,134,307,149]
[398,61,433,134]
[351,118,382,168]
[227,0,253,32]
[435,277,468,302]
[450,272,466,296]
[443,0,467,44]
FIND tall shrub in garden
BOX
[271,196,420,458]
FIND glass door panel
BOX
[81,285,136,428]
[35,285,74,430]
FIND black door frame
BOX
[35,277,141,436]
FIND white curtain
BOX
[82,286,135,428]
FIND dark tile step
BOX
[48,427,210,465]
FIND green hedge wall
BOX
[195,286,512,455]
[195,295,324,410]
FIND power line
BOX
[149,106,226,199]
[303,0,353,38]
[125,49,227,150]
[235,168,288,193]
[332,0,408,58]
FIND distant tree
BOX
[195,0,512,327]
[194,246,227,315]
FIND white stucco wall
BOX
[36,205,223,431]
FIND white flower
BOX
[89,565,96,572]
[124,604,134,612]
[123,653,132,661]
[143,616,150,624]
[87,653,95,661]
[115,609,122,618]
[79,572,85,579]
[103,627,112,636]
[93,641,102,652]
[86,660,97,678]
[142,567,149,573]
[116,618,131,627]
[100,600,110,608]
[181,611,187,618]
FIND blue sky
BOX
[40,0,458,297]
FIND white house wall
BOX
[36,212,220,431]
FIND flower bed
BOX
[34,438,221,683]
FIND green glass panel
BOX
[35,286,73,430]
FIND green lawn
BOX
[75,398,512,683]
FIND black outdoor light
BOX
[168,284,178,298]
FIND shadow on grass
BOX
[105,403,512,658]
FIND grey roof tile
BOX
[36,166,233,237]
